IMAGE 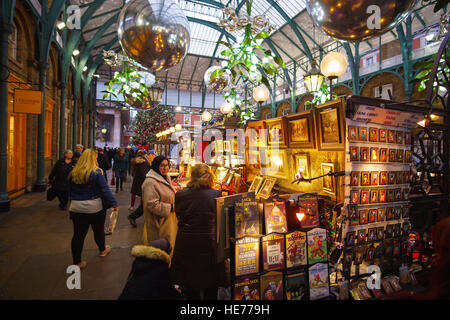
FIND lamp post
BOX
[303,60,325,94]
[320,52,348,100]
[101,128,108,148]
[252,84,270,113]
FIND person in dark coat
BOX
[128,149,152,227]
[48,149,76,210]
[118,238,182,300]
[170,163,222,300]
[73,144,84,162]
[97,148,111,182]
[112,148,129,193]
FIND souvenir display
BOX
[307,228,328,264]
[262,234,285,272]
[234,276,260,300]
[286,231,307,268]
[285,271,308,300]
[260,271,284,300]
[308,263,330,300]
[264,197,288,234]
[235,237,260,276]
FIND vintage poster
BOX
[307,228,328,264]
[285,271,308,300]
[243,197,260,235]
[235,236,260,277]
[233,276,260,300]
[297,197,320,229]
[308,263,330,300]
[260,271,284,300]
[264,198,288,234]
[286,231,307,268]
[262,234,285,271]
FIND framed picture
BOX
[348,204,359,226]
[405,150,412,162]
[368,209,377,223]
[396,131,404,144]
[359,210,368,225]
[360,147,369,162]
[377,227,385,241]
[388,190,395,202]
[350,190,360,204]
[368,228,377,242]
[286,111,315,148]
[361,172,370,186]
[379,129,387,143]
[379,148,387,162]
[358,229,367,244]
[395,171,403,184]
[350,146,359,161]
[257,177,277,199]
[348,126,358,141]
[369,190,379,203]
[403,188,409,201]
[403,171,410,183]
[358,127,368,141]
[369,127,378,142]
[266,149,288,179]
[386,207,394,220]
[380,171,387,185]
[387,172,396,185]
[248,176,264,193]
[377,208,385,222]
[346,231,356,246]
[315,99,345,150]
[394,206,402,219]
[351,171,360,186]
[321,163,335,195]
[216,167,229,183]
[395,188,402,201]
[397,150,404,163]
[370,171,379,186]
[388,130,396,144]
[370,147,379,162]
[224,171,234,186]
[389,149,396,162]
[360,190,369,204]
[265,118,287,148]
[404,132,411,145]
[379,189,387,203]
[293,153,311,180]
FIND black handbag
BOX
[47,186,57,201]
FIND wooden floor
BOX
[0,171,142,299]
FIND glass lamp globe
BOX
[320,52,348,79]
[220,101,234,114]
[201,110,212,122]
[253,85,270,102]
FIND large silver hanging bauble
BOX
[118,0,190,71]
[204,66,231,93]
[305,0,416,42]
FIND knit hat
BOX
[148,150,157,155]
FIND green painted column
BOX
[33,61,49,192]
[59,82,67,157]
[0,22,14,212]
[81,103,86,147]
[271,75,277,117]
[291,62,297,112]
[72,95,78,149]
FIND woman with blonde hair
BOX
[170,163,221,300]
[68,149,118,269]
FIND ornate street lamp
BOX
[303,60,324,94]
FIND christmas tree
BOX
[131,106,174,146]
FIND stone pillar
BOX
[33,61,49,192]
[0,22,13,212]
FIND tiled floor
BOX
[0,172,142,299]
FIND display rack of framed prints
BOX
[342,118,413,281]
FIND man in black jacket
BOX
[97,148,111,182]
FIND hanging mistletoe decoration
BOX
[212,0,286,122]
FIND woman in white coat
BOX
[141,156,177,256]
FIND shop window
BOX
[282,108,290,116]
[374,84,393,100]
[44,102,53,158]
[8,22,17,61]
[366,56,374,66]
